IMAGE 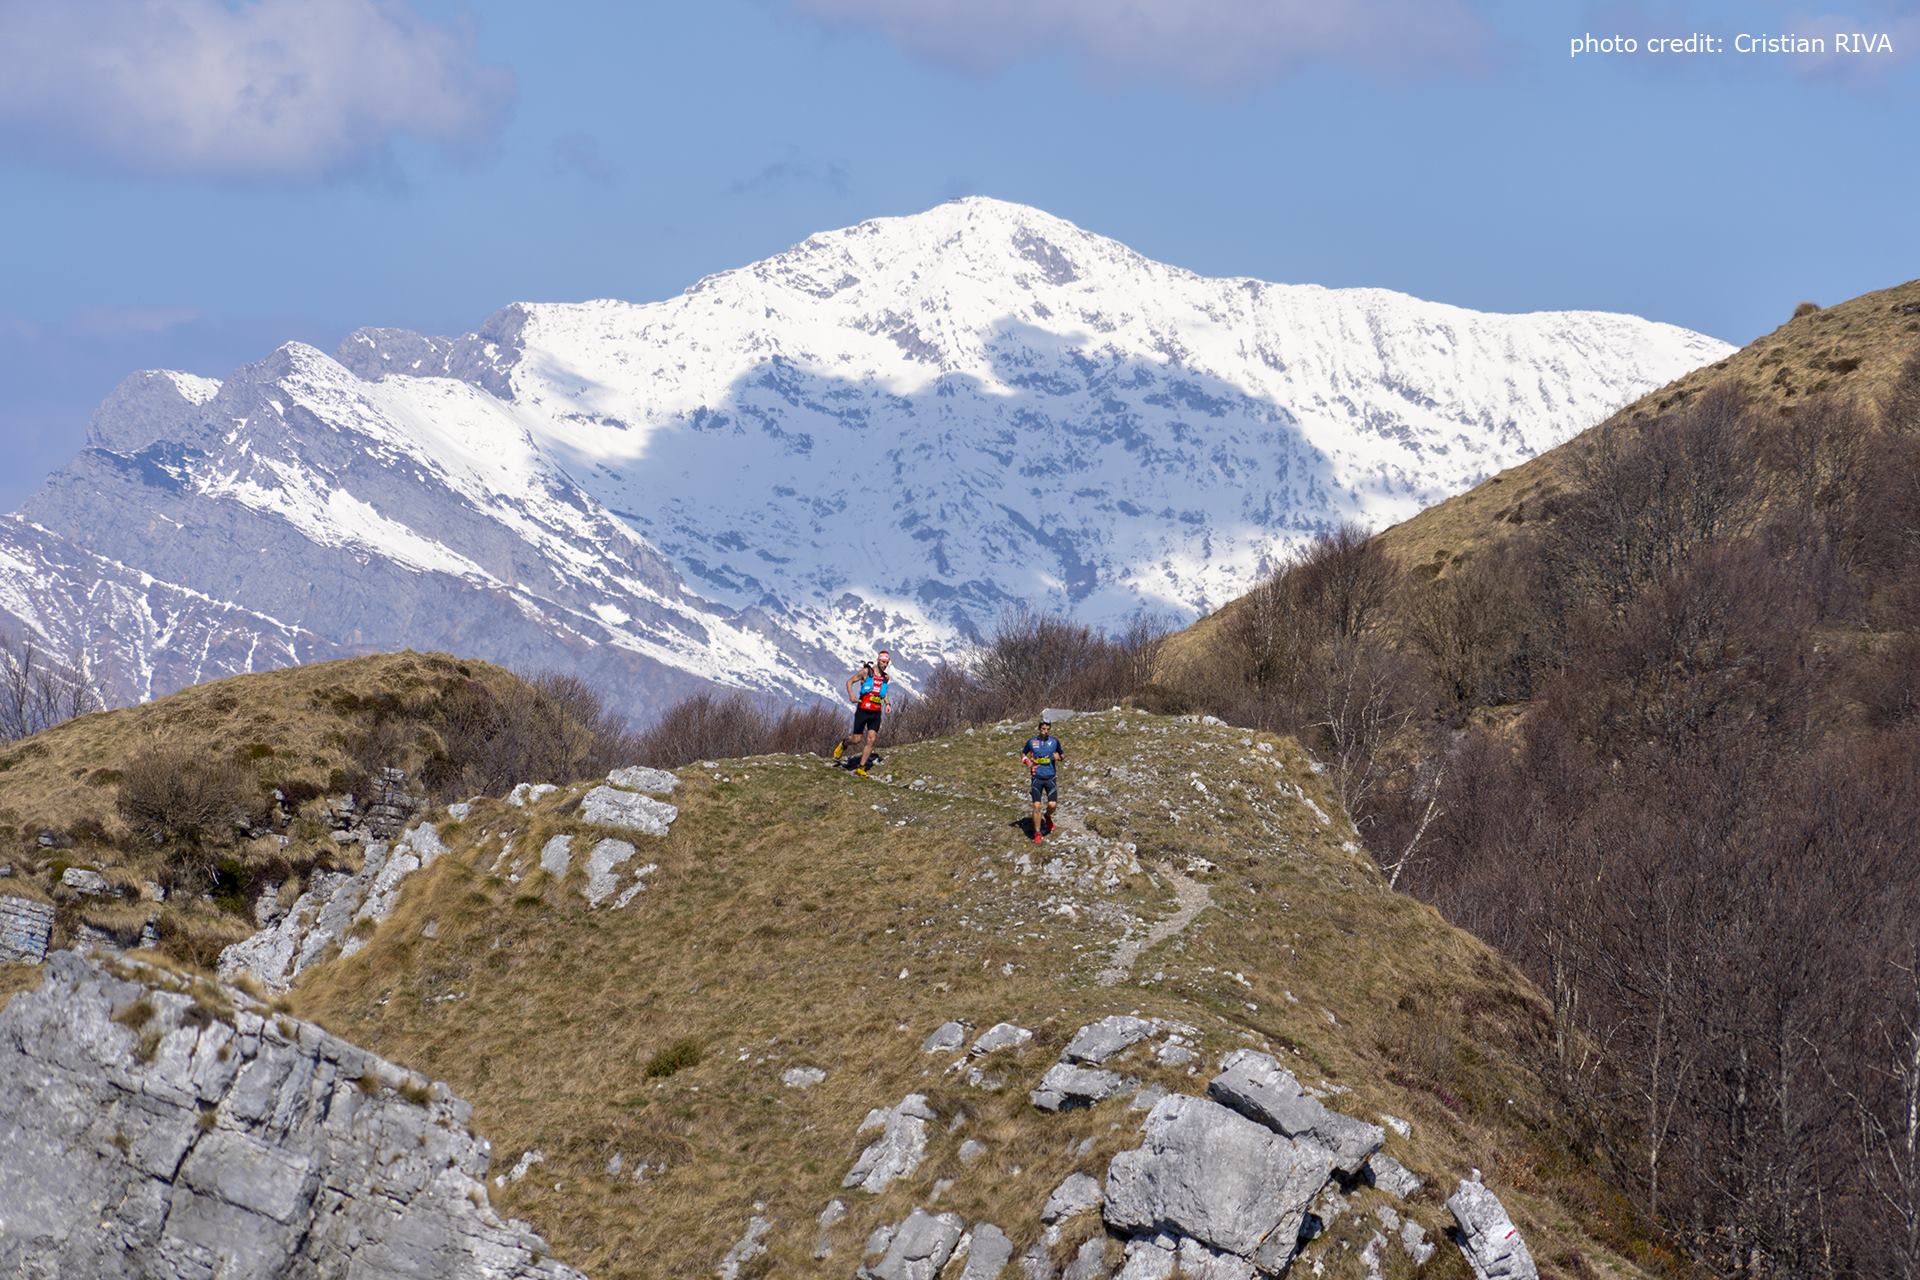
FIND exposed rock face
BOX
[922,1020,968,1053]
[606,765,677,795]
[718,1214,771,1279]
[1365,1153,1422,1199]
[0,894,54,963]
[1063,1014,1156,1065]
[971,1022,1033,1055]
[578,784,678,837]
[956,1223,1014,1279]
[860,1208,964,1280]
[844,1094,936,1193]
[540,834,574,877]
[1031,1061,1135,1112]
[1104,1093,1332,1275]
[218,822,446,993]
[1042,1171,1103,1223]
[1207,1049,1384,1177]
[1448,1179,1539,1280]
[0,952,582,1279]
[1115,1232,1256,1279]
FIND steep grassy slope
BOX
[1159,278,1920,673]
[290,710,1682,1279]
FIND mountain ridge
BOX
[5,198,1731,719]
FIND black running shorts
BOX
[852,708,883,735]
[1030,774,1058,803]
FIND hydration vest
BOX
[858,673,890,712]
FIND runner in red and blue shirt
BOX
[832,649,892,776]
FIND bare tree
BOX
[0,632,103,741]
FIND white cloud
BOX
[0,0,513,181]
[788,0,1492,86]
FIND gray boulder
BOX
[1447,1179,1538,1280]
[1063,1015,1156,1065]
[1042,1170,1103,1223]
[539,834,574,878]
[923,1020,969,1053]
[860,1208,964,1280]
[957,1223,1015,1279]
[1114,1233,1257,1280]
[972,1022,1034,1055]
[579,784,678,837]
[1206,1050,1383,1177]
[0,951,582,1279]
[1062,1236,1110,1280]
[1104,1093,1332,1275]
[1031,1062,1135,1112]
[59,866,111,896]
[507,782,557,808]
[844,1094,936,1193]
[1364,1153,1422,1199]
[607,765,678,795]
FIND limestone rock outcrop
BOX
[1207,1049,1384,1177]
[1104,1093,1332,1275]
[1448,1178,1540,1280]
[217,821,447,992]
[0,951,582,1279]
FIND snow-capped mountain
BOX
[4,198,1731,719]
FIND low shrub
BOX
[117,749,254,849]
[643,1037,702,1079]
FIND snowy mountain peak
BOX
[9,201,1733,719]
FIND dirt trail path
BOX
[1097,863,1212,986]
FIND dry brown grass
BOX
[290,711,1683,1280]
[0,651,523,850]
[0,962,45,1013]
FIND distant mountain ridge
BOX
[3,198,1731,718]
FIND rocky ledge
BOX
[0,951,583,1279]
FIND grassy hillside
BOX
[1374,279,1920,579]
[0,651,586,968]
[1159,278,1920,675]
[0,651,520,843]
[287,709,1683,1279]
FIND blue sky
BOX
[1,0,1915,509]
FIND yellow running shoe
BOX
[832,741,845,759]
[853,767,868,777]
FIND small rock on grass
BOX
[607,765,678,795]
[922,1021,968,1053]
[1030,1062,1135,1112]
[971,1022,1033,1055]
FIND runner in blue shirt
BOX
[1022,718,1065,843]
